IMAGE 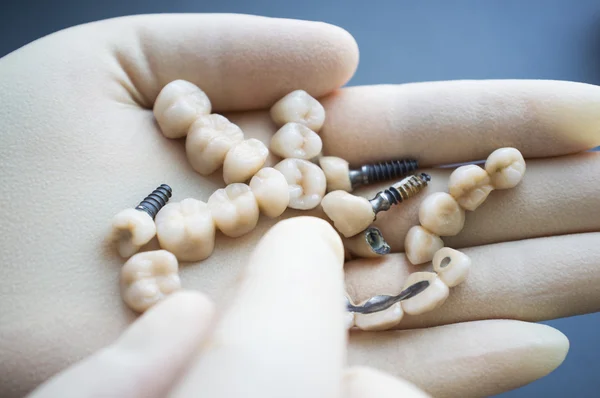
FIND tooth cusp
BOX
[274,158,326,210]
[448,164,494,211]
[249,167,290,218]
[485,147,526,189]
[404,225,444,265]
[321,191,375,238]
[270,122,323,160]
[111,208,157,258]
[155,198,216,262]
[153,80,212,139]
[418,192,465,236]
[223,138,269,184]
[270,90,326,132]
[120,250,181,313]
[207,183,260,237]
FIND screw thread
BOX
[135,184,172,219]
[364,159,418,185]
[386,173,430,204]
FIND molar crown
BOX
[135,184,173,219]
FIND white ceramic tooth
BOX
[185,114,244,175]
[207,183,259,237]
[418,192,465,237]
[354,303,404,331]
[404,225,444,265]
[153,80,212,139]
[223,138,269,184]
[319,156,352,192]
[120,250,181,313]
[321,191,374,237]
[249,167,290,218]
[270,90,326,132]
[154,198,216,262]
[433,247,472,287]
[274,158,327,210]
[400,272,449,315]
[448,164,494,211]
[484,147,527,189]
[270,122,323,160]
[111,208,157,258]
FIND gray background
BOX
[1,0,599,396]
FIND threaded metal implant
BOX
[369,173,431,214]
[349,159,419,188]
[135,184,172,219]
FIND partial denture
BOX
[153,80,211,139]
[120,250,181,313]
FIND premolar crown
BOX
[135,184,172,219]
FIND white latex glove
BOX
[27,217,430,398]
[1,13,599,398]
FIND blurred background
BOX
[1,0,599,396]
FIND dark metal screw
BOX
[369,173,431,214]
[349,159,419,189]
[135,184,173,219]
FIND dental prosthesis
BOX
[108,79,527,332]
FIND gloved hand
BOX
[0,13,598,398]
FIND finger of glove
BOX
[344,232,600,329]
[320,80,600,166]
[27,291,214,398]
[98,13,358,110]
[349,151,600,253]
[342,366,432,398]
[347,320,569,398]
[170,217,346,398]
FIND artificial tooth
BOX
[270,122,323,160]
[249,167,290,218]
[484,147,526,189]
[111,208,157,258]
[433,247,472,287]
[270,90,326,132]
[418,192,465,237]
[319,156,352,192]
[404,225,444,265]
[207,183,259,237]
[400,272,449,316]
[448,164,494,211]
[274,158,327,210]
[223,138,269,184]
[120,250,181,313]
[185,114,244,175]
[321,191,374,238]
[354,302,404,331]
[154,198,216,262]
[153,80,211,139]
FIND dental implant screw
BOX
[349,159,419,189]
[135,184,172,219]
[369,173,431,214]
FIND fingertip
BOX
[264,216,345,267]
